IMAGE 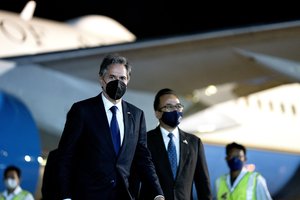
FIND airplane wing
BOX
[0,9,136,58]
[1,19,300,151]
[7,19,300,99]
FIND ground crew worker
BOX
[215,142,272,200]
[0,165,34,200]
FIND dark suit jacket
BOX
[138,126,212,200]
[57,94,163,200]
[41,148,61,200]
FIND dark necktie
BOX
[110,106,121,154]
[168,133,177,179]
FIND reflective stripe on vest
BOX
[0,190,30,200]
[216,172,259,200]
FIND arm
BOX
[154,195,165,200]
[256,175,273,200]
[57,103,83,199]
[24,192,34,200]
[194,138,213,200]
[132,111,164,199]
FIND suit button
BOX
[110,179,116,187]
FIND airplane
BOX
[0,1,136,58]
[1,1,300,199]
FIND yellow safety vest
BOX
[0,190,30,200]
[216,172,259,200]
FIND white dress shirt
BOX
[160,126,180,166]
[102,93,124,145]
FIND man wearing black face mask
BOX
[215,142,272,200]
[133,88,212,200]
[56,54,164,200]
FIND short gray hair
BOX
[99,54,132,79]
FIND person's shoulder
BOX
[179,129,206,149]
[248,171,268,184]
[147,128,156,134]
[180,129,200,141]
[20,190,34,198]
[47,148,59,161]
[69,95,101,111]
[147,127,160,136]
[74,95,100,105]
[249,170,261,176]
[122,100,143,112]
[253,172,270,187]
[251,171,265,179]
[216,173,228,182]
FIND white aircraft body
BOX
[0,1,136,58]
[1,1,300,199]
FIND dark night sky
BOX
[1,0,300,40]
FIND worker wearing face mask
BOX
[215,142,272,200]
[0,165,34,200]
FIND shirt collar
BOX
[101,93,122,112]
[3,186,22,197]
[160,126,179,139]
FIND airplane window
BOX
[291,105,297,116]
[280,102,285,113]
[244,96,249,107]
[257,99,262,110]
[0,19,26,43]
[269,101,273,112]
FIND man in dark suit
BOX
[137,88,212,200]
[56,54,164,200]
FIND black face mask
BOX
[105,79,127,100]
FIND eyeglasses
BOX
[159,103,184,112]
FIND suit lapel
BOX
[93,94,116,157]
[177,130,190,178]
[117,101,134,158]
[154,127,176,180]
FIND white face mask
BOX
[5,178,18,190]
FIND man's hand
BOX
[154,195,165,200]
